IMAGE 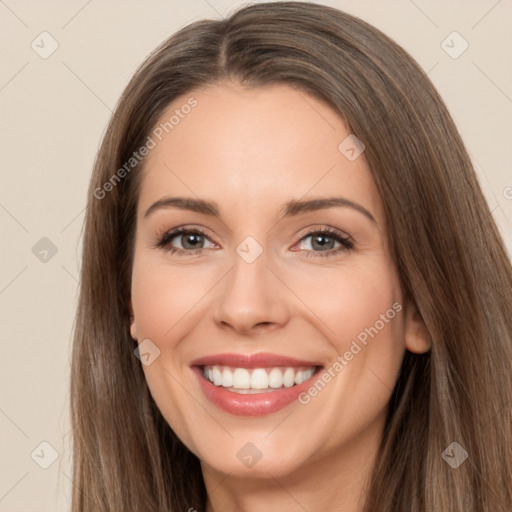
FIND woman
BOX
[70,2,512,511]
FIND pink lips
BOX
[190,352,322,416]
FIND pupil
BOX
[313,234,332,250]
[183,233,202,249]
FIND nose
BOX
[213,247,290,336]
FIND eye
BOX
[294,228,354,258]
[154,227,215,255]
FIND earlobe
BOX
[129,302,138,340]
[130,317,138,341]
[404,301,431,354]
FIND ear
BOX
[404,300,431,354]
[130,318,138,341]
[129,301,138,341]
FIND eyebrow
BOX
[143,196,376,223]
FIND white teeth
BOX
[202,365,316,392]
[268,367,283,388]
[212,367,222,386]
[251,369,269,389]
[221,368,233,387]
[283,368,295,387]
[232,368,251,389]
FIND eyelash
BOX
[153,226,354,259]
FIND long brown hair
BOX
[70,2,512,510]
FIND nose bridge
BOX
[213,237,288,332]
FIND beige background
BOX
[1,0,511,510]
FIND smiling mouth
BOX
[199,365,322,394]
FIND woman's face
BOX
[130,81,429,479]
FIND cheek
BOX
[287,259,406,407]
[131,258,214,341]
[287,263,405,448]
[283,258,403,349]
[130,257,214,452]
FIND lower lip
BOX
[192,366,321,416]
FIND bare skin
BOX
[129,81,430,512]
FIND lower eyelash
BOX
[154,228,353,257]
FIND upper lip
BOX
[190,352,323,369]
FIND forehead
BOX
[136,81,383,223]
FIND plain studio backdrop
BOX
[0,0,511,510]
